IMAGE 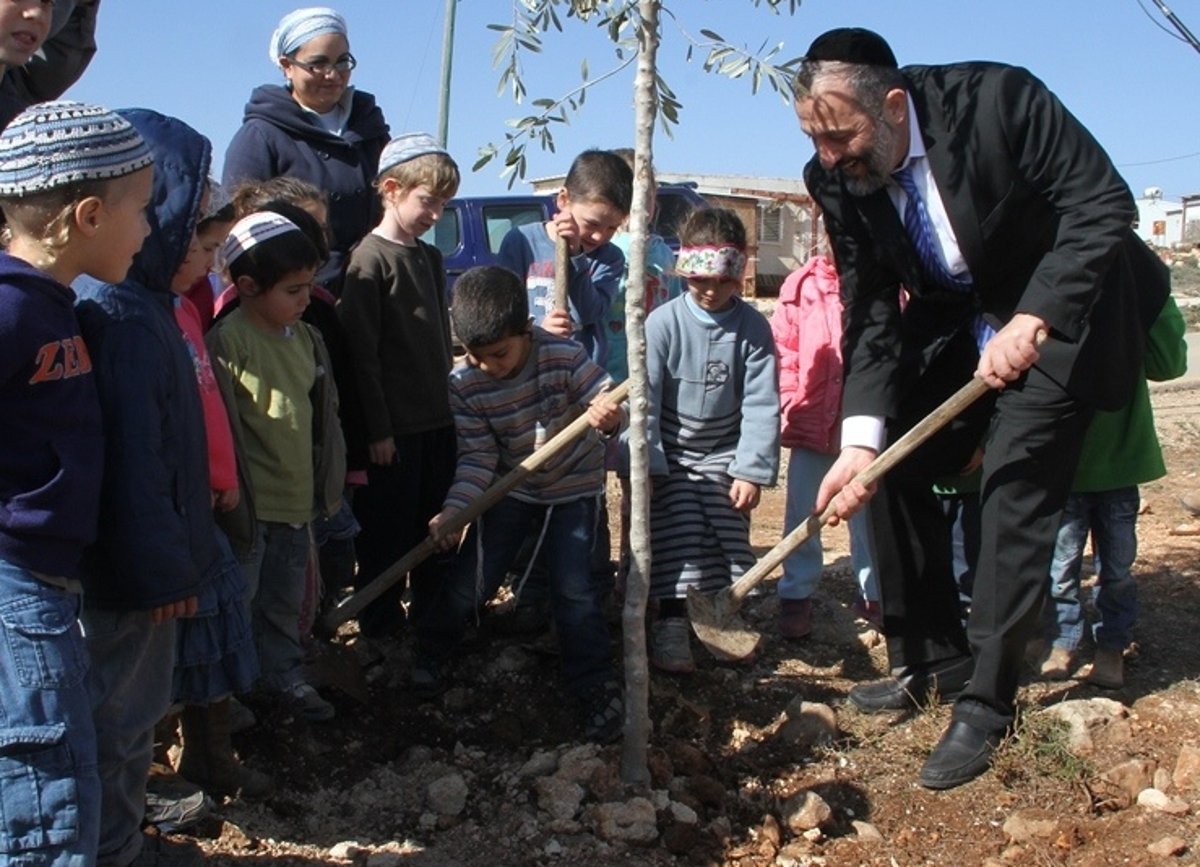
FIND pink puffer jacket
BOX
[770,255,844,453]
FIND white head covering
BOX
[269,7,348,69]
[218,212,302,271]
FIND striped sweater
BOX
[645,294,780,485]
[443,328,618,510]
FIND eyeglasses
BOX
[287,53,356,76]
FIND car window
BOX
[484,204,545,254]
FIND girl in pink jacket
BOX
[771,255,879,638]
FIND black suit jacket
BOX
[805,62,1169,418]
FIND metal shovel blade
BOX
[686,586,762,661]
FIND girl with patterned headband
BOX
[641,207,781,673]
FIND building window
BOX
[758,203,783,244]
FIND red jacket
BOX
[770,255,844,454]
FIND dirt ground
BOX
[176,380,1200,866]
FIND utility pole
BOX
[436,0,457,146]
[1151,0,1200,55]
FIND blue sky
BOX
[63,1,1200,200]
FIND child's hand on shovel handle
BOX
[428,507,464,553]
[585,390,623,436]
[813,445,878,527]
[542,307,574,339]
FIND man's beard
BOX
[841,119,897,197]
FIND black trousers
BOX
[870,332,1093,732]
[352,425,457,638]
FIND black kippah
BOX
[804,27,897,68]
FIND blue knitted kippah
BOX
[377,132,448,177]
[0,100,153,198]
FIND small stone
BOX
[518,749,559,778]
[556,744,603,784]
[402,745,434,769]
[544,839,563,857]
[1154,768,1173,793]
[706,815,732,842]
[426,773,468,817]
[417,812,437,830]
[1002,808,1059,843]
[852,820,884,842]
[668,800,699,824]
[802,827,823,842]
[589,798,659,845]
[328,841,362,861]
[1173,744,1200,791]
[780,790,832,833]
[1099,758,1157,805]
[1137,787,1191,815]
[219,821,253,849]
[535,777,585,821]
[1147,835,1188,857]
[759,813,782,847]
[1041,698,1130,752]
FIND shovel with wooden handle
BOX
[687,375,992,662]
[321,381,629,633]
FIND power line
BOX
[1119,150,1200,168]
[1143,0,1200,54]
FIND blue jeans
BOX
[779,448,878,601]
[0,561,98,867]
[242,522,311,691]
[1043,488,1139,652]
[81,607,175,867]
[419,495,615,694]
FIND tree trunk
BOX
[619,0,661,786]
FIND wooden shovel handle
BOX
[554,234,570,311]
[323,381,629,629]
[726,375,991,607]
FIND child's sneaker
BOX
[581,680,624,744]
[649,617,696,673]
[283,682,335,722]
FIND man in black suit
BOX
[795,28,1168,788]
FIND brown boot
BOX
[178,700,274,799]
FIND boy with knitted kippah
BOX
[337,132,460,644]
[0,99,152,867]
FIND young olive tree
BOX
[478,0,801,785]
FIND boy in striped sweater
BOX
[422,265,626,743]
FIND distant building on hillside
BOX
[1135,186,1185,247]
[529,171,820,297]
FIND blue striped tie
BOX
[894,166,972,293]
[894,165,995,347]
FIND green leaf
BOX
[699,28,724,41]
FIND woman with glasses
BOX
[222,6,390,294]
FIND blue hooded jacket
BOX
[221,83,390,294]
[75,109,219,610]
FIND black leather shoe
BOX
[919,720,1004,789]
[848,655,973,713]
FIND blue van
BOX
[423,184,706,294]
